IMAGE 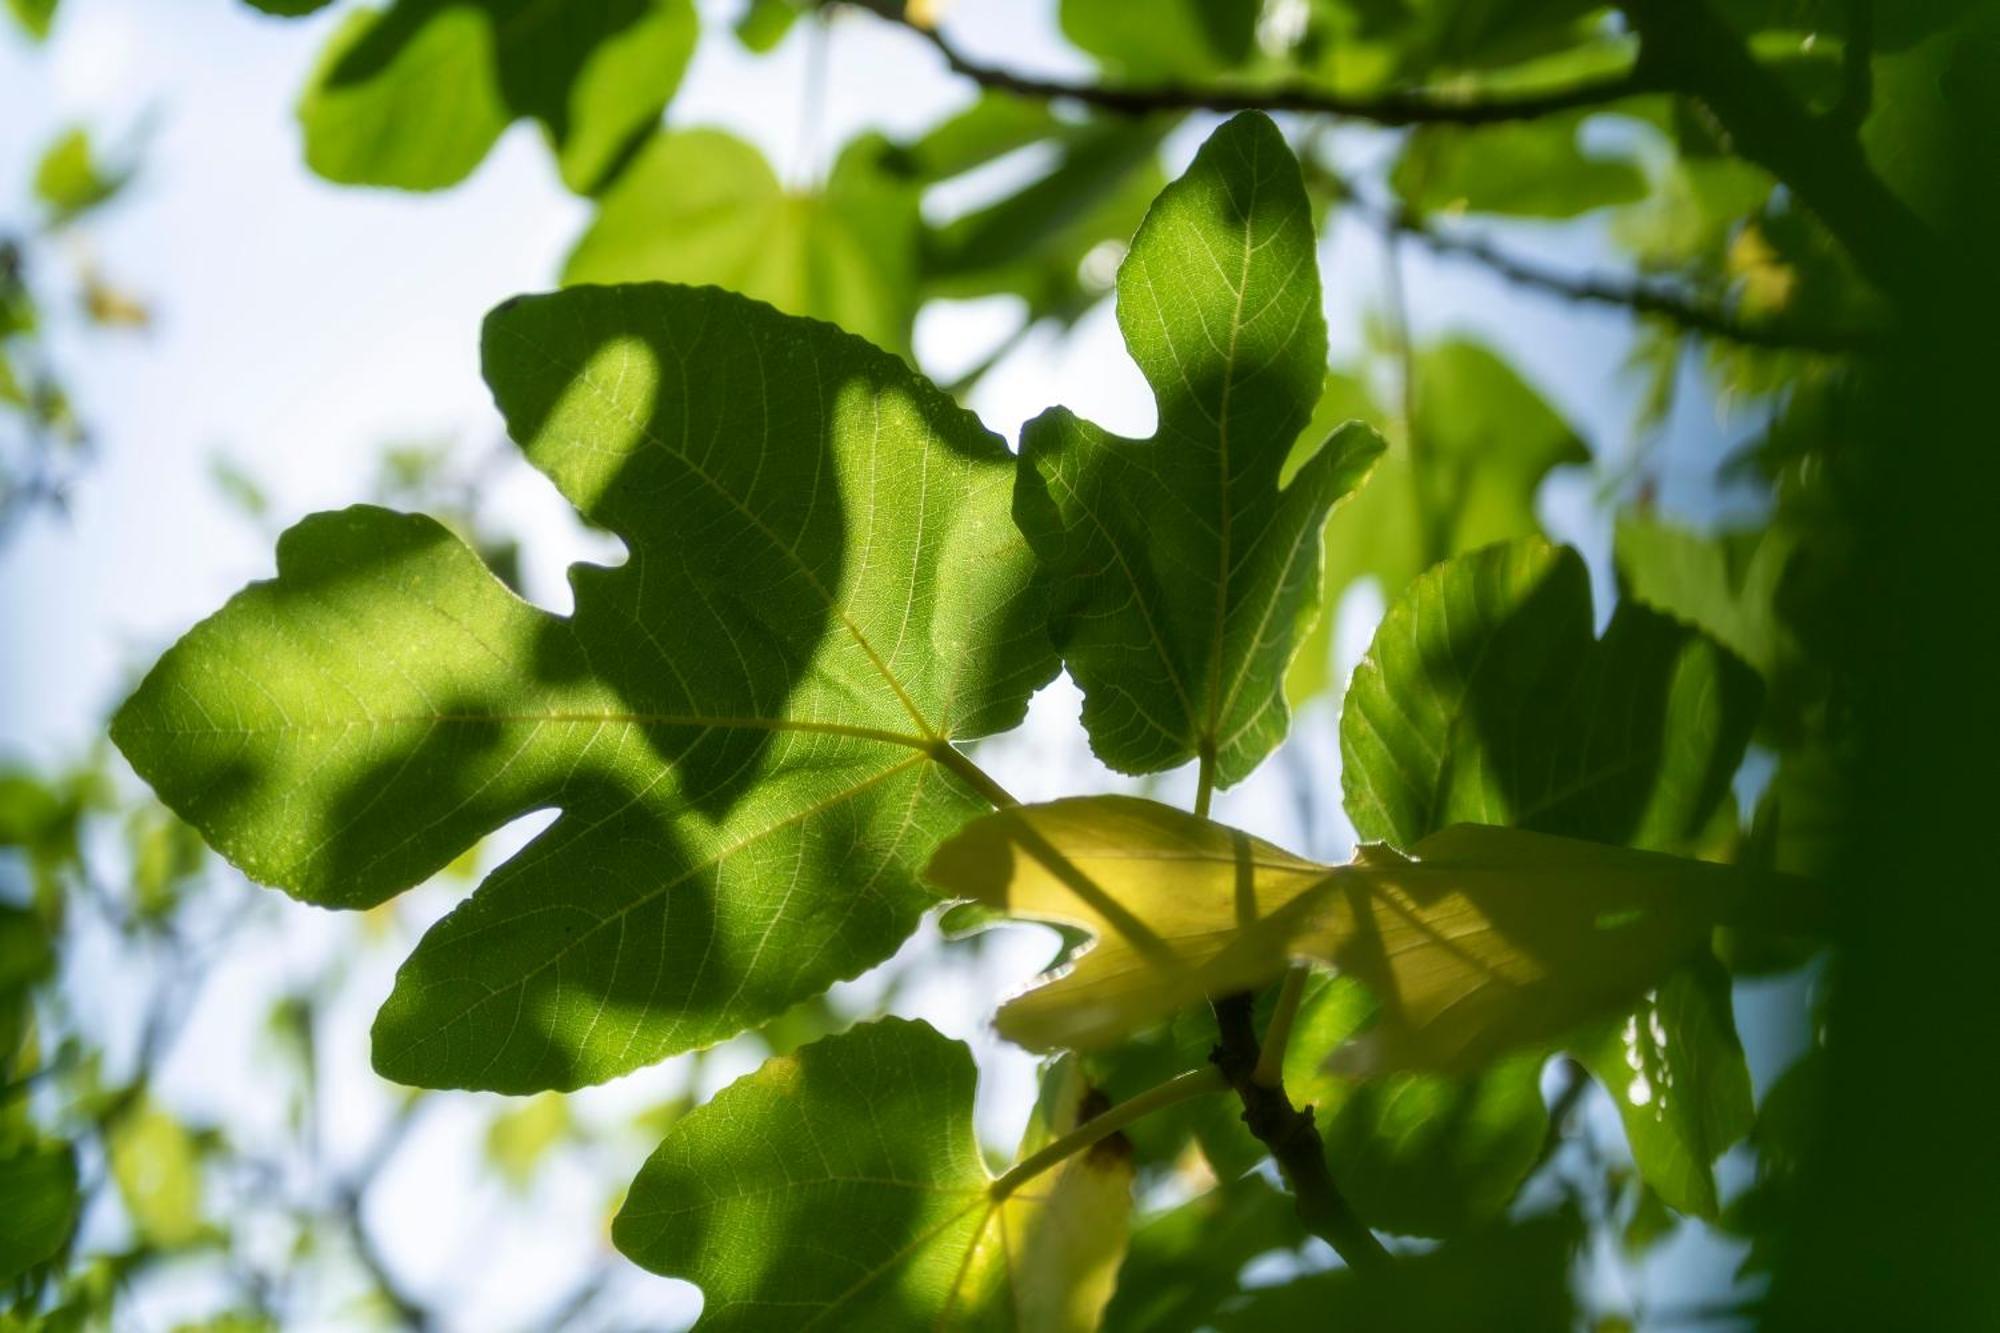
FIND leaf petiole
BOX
[1193,744,1217,819]
[930,740,1020,809]
[988,1066,1226,1200]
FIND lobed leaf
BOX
[614,1018,1132,1331]
[113,284,1056,1092]
[1019,112,1384,785]
[925,794,1333,1052]
[1341,535,1763,1206]
[1342,537,1760,853]
[927,795,1762,1067]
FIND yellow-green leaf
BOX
[926,796,1763,1068]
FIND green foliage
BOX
[919,112,1166,327]
[617,1018,1132,1330]
[0,1138,77,1282]
[565,129,922,357]
[1213,1209,1580,1329]
[1283,972,1547,1237]
[113,284,1055,1092]
[1342,538,1759,852]
[1576,953,1752,1218]
[296,0,697,193]
[1393,111,1649,219]
[1615,511,1795,681]
[1343,536,1761,1213]
[1286,342,1586,703]
[88,4,1884,1310]
[32,128,131,227]
[1060,0,1259,80]
[3,0,56,39]
[1101,1174,1296,1330]
[1018,112,1384,784]
[108,1100,208,1247]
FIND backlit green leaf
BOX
[922,116,1166,326]
[564,129,921,357]
[0,1137,76,1281]
[1614,513,1796,680]
[614,1018,1133,1331]
[1312,825,1751,1074]
[109,1100,206,1247]
[4,0,56,39]
[112,283,1056,1093]
[1060,0,1259,80]
[1576,953,1753,1218]
[1018,112,1384,784]
[1392,112,1649,219]
[1287,343,1586,703]
[1342,538,1760,853]
[297,0,696,193]
[33,127,132,227]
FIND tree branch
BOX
[859,3,1656,126]
[1211,992,1389,1270]
[1372,197,1880,354]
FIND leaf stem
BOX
[1211,992,1389,1270]
[988,1066,1226,1199]
[1252,965,1309,1087]
[931,741,1019,808]
[1193,745,1217,820]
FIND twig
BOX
[1211,992,1389,1269]
[337,1100,434,1331]
[989,1066,1226,1199]
[1370,195,1880,355]
[859,3,1657,126]
[1531,1056,1591,1175]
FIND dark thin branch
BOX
[1531,1057,1592,1175]
[858,3,1656,126]
[337,1100,434,1332]
[1370,195,1881,355]
[1210,993,1390,1270]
